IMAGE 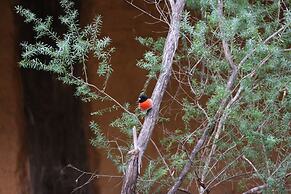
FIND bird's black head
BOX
[138,94,148,103]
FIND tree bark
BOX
[121,1,186,193]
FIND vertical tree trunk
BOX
[121,1,186,193]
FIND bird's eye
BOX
[138,98,141,101]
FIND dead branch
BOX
[121,1,186,193]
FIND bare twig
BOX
[65,164,122,193]
[197,102,210,122]
[82,57,88,83]
[242,155,259,175]
[203,154,243,194]
[187,58,203,96]
[209,171,254,190]
[242,171,291,194]
[155,0,170,24]
[133,126,138,149]
[270,154,290,177]
[124,0,169,25]
[150,138,174,179]
[206,139,242,179]
[242,184,268,194]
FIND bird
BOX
[138,94,153,113]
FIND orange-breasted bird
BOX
[138,94,153,112]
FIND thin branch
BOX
[209,171,254,190]
[82,57,88,83]
[203,154,243,194]
[242,184,268,194]
[238,25,287,68]
[199,0,241,183]
[150,138,174,179]
[70,75,141,125]
[201,86,242,186]
[197,102,210,122]
[187,58,203,96]
[242,155,259,175]
[242,172,291,194]
[124,0,169,25]
[65,164,122,193]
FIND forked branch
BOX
[168,1,240,193]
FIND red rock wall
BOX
[0,0,29,193]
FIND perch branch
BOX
[121,1,186,193]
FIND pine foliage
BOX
[16,0,114,102]
[16,0,116,168]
